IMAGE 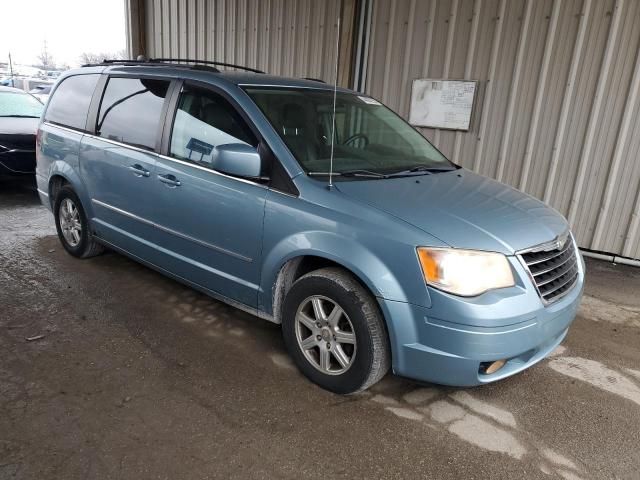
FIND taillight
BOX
[36,128,43,165]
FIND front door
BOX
[150,83,268,307]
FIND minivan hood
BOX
[335,169,568,255]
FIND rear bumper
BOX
[380,253,584,387]
[35,173,51,210]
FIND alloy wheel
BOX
[294,295,357,375]
[58,198,81,247]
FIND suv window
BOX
[170,86,257,168]
[44,74,99,130]
[97,77,170,151]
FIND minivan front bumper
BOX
[379,252,584,387]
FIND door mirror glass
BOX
[213,143,262,178]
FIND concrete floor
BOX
[1,177,639,480]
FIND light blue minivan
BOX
[36,60,584,393]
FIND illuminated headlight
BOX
[417,247,515,297]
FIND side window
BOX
[97,77,170,151]
[170,86,257,168]
[44,74,100,131]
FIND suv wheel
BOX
[53,186,104,258]
[282,267,390,394]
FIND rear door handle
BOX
[128,164,150,177]
[158,173,181,187]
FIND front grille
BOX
[520,236,579,304]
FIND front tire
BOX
[53,185,104,258]
[281,267,390,394]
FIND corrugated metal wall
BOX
[130,0,640,260]
[142,0,342,82]
[364,0,640,259]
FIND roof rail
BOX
[150,58,265,74]
[81,59,217,71]
[84,58,265,74]
[302,77,326,83]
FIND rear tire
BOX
[281,267,390,394]
[53,185,104,258]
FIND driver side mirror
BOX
[213,143,263,179]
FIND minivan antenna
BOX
[328,15,341,190]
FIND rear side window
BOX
[97,77,170,151]
[44,74,99,130]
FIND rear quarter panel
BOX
[36,123,88,212]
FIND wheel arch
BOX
[46,161,93,217]
[48,174,69,208]
[270,255,380,325]
[261,233,414,325]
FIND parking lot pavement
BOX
[1,177,639,480]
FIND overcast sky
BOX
[1,0,126,68]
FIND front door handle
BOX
[158,173,181,187]
[128,164,150,177]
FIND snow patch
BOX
[385,407,424,421]
[449,391,517,428]
[403,388,438,405]
[448,414,526,459]
[549,356,640,407]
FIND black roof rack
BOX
[83,57,265,74]
[151,58,265,74]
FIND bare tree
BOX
[37,41,55,70]
[79,50,127,65]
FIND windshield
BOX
[244,87,453,177]
[0,91,43,118]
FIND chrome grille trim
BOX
[517,232,580,305]
[535,257,577,287]
[525,239,572,266]
[531,251,574,277]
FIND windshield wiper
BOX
[308,169,388,179]
[0,115,41,118]
[340,169,388,178]
[387,165,457,177]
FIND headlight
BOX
[417,247,515,297]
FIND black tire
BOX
[281,267,390,394]
[53,185,104,258]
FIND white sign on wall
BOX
[409,79,477,131]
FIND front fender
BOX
[259,230,423,315]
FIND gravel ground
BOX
[1,177,639,480]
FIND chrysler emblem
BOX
[553,232,569,250]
